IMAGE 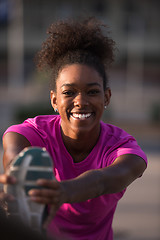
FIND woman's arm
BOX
[28,153,146,227]
[3,132,31,172]
[63,154,147,203]
[0,132,31,207]
[29,154,147,204]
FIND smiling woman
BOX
[50,64,111,145]
[1,17,147,240]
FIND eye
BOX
[62,90,75,96]
[88,89,100,95]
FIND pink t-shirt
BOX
[4,115,147,240]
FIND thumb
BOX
[42,205,57,229]
[0,174,16,184]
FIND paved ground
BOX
[113,152,160,240]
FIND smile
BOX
[70,113,92,120]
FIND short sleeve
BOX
[106,138,148,167]
[3,123,46,148]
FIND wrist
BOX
[60,169,104,204]
[60,180,72,204]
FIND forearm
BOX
[3,132,31,172]
[62,169,105,203]
[62,155,146,204]
[28,154,146,210]
[62,167,129,203]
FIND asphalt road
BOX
[113,152,160,240]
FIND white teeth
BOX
[71,113,92,119]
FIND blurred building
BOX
[0,0,160,135]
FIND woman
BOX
[1,17,147,240]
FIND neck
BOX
[61,125,101,162]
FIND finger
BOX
[0,174,16,184]
[29,195,59,204]
[43,206,57,229]
[0,191,15,201]
[28,188,60,199]
[29,190,60,204]
[36,179,59,189]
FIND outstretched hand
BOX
[28,179,66,228]
[0,174,16,202]
[0,174,16,217]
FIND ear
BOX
[50,90,57,110]
[104,88,111,106]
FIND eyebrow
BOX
[61,83,101,88]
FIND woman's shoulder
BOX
[21,114,61,129]
[25,114,60,124]
[3,115,61,147]
[100,121,131,140]
[4,115,61,139]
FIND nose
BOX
[74,93,88,107]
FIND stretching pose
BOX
[1,17,147,240]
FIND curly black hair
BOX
[35,17,116,90]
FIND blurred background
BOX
[0,0,160,239]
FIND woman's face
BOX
[50,64,111,137]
